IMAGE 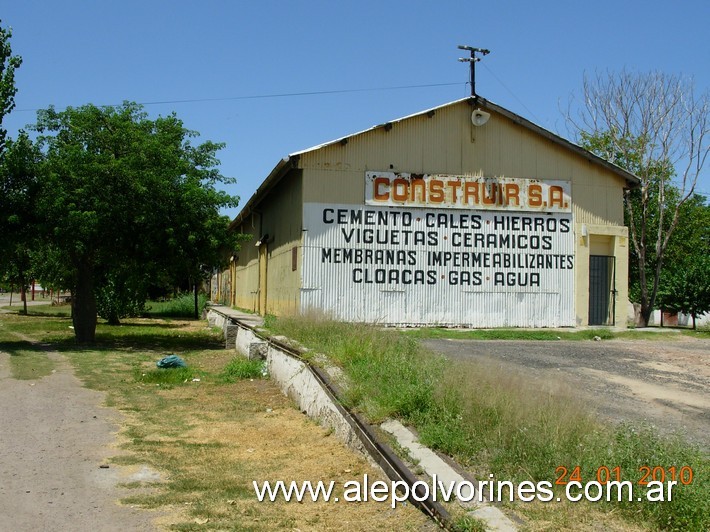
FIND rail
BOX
[228,315,453,529]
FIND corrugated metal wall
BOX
[301,203,575,327]
[232,170,303,315]
[232,213,260,312]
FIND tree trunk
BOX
[633,303,649,327]
[639,304,653,328]
[635,258,651,327]
[72,263,97,344]
[20,284,27,315]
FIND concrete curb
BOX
[381,420,518,531]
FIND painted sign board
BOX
[365,172,572,213]
[301,202,575,327]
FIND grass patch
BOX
[270,316,443,421]
[1,303,72,317]
[221,356,266,382]
[143,293,208,319]
[135,367,195,386]
[451,513,487,532]
[267,315,709,531]
[7,348,55,380]
[681,326,710,339]
[2,293,208,321]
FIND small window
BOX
[292,246,298,271]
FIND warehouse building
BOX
[227,97,639,328]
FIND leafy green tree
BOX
[662,194,710,275]
[568,70,709,326]
[656,196,710,328]
[658,255,710,329]
[34,102,239,342]
[0,20,28,309]
[0,131,43,314]
[30,244,72,294]
[0,20,22,155]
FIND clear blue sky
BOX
[3,1,709,218]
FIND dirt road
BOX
[423,335,710,450]
[0,337,160,531]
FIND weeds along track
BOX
[222,314,454,529]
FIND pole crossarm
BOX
[457,45,490,97]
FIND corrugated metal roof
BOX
[290,99,455,156]
[291,96,641,186]
[230,96,641,228]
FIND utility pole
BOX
[458,45,490,97]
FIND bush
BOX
[96,277,146,325]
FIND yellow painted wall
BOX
[232,170,303,316]
[300,101,627,229]
[574,224,629,327]
[232,213,260,312]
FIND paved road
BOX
[0,291,54,312]
[422,336,710,450]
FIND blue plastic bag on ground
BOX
[156,354,187,368]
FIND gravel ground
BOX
[423,335,710,451]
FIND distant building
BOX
[227,97,639,328]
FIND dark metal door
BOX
[589,255,616,325]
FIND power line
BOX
[479,63,542,124]
[14,81,463,113]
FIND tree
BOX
[0,131,43,314]
[34,102,239,343]
[0,20,28,308]
[658,255,710,329]
[0,19,22,155]
[568,70,709,326]
[661,193,710,276]
[656,195,710,329]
